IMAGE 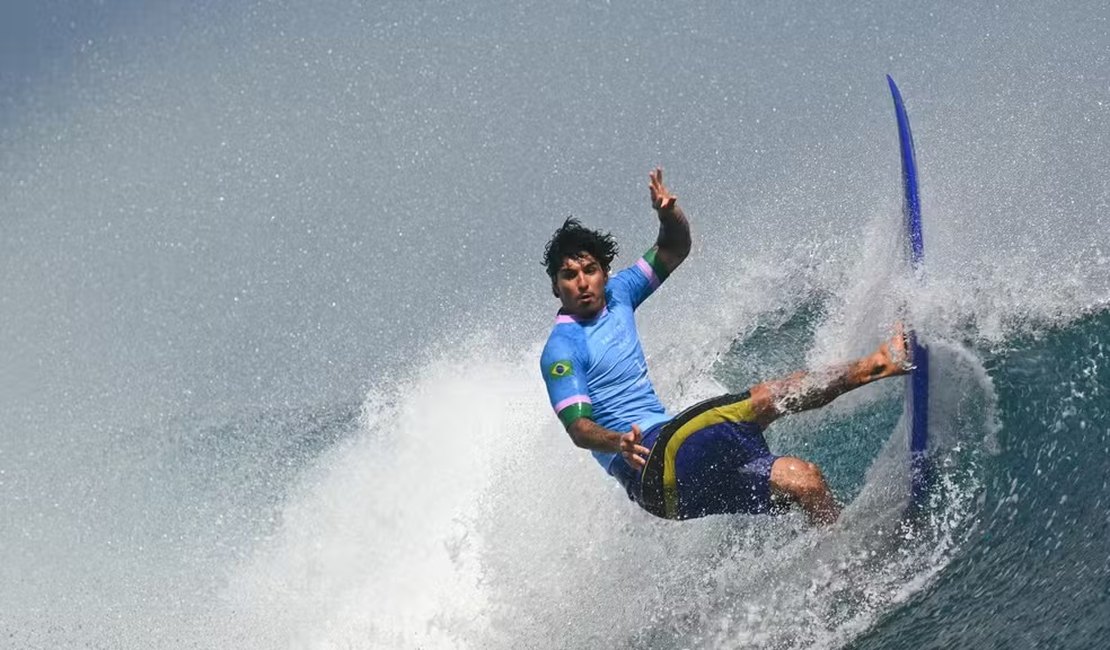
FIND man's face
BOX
[554,253,608,317]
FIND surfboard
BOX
[887,75,932,512]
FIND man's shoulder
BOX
[606,259,661,310]
[605,266,640,303]
[541,319,586,358]
[606,265,641,287]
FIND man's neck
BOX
[557,306,607,322]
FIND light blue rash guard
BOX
[540,250,672,472]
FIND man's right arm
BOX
[540,337,649,469]
[567,418,649,470]
[565,417,621,453]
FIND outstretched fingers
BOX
[649,167,677,211]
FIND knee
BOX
[795,463,827,496]
[771,457,828,498]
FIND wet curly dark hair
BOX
[542,217,619,281]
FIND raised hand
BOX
[649,167,677,213]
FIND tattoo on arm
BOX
[655,204,691,272]
[566,418,621,453]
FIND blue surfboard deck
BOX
[887,75,932,512]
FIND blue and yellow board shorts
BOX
[610,391,779,520]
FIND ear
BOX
[551,277,560,298]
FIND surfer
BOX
[540,168,910,524]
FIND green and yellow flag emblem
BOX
[548,360,573,378]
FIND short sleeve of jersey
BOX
[606,247,670,310]
[540,333,592,428]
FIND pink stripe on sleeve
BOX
[554,395,591,412]
[635,258,661,290]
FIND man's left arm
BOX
[610,168,691,310]
[648,167,691,275]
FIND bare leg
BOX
[770,457,840,525]
[753,327,911,525]
[749,326,911,429]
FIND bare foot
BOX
[868,323,913,380]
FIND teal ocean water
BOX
[857,310,1110,649]
[2,1,1108,647]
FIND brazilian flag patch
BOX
[548,360,574,378]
